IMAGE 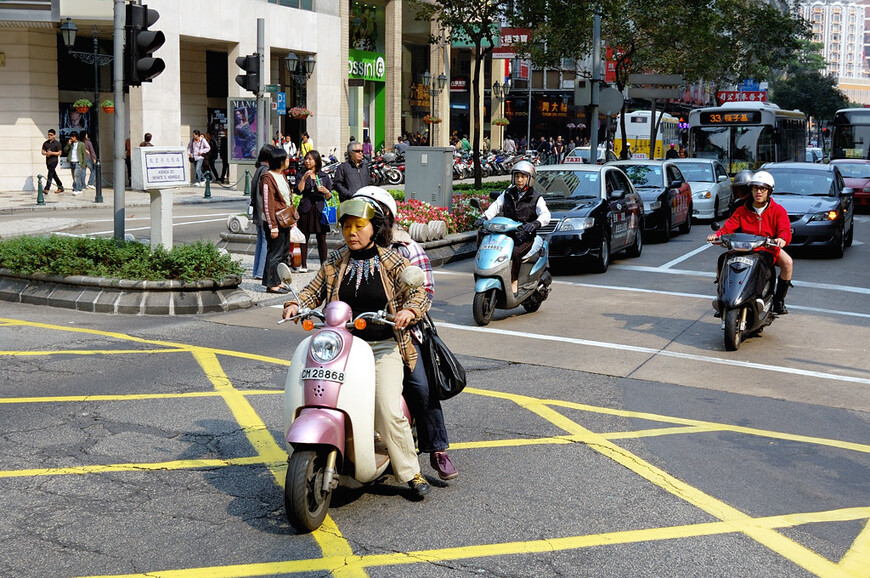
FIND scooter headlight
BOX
[310,331,343,363]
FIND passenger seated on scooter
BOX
[707,170,794,315]
[729,169,754,214]
[352,186,458,481]
[282,197,433,497]
[478,160,551,295]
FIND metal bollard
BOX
[37,174,45,206]
[204,171,212,199]
[243,170,251,196]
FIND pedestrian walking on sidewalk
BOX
[81,130,97,189]
[63,132,87,195]
[187,130,211,186]
[41,129,64,193]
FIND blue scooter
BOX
[471,215,552,326]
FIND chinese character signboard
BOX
[540,100,569,118]
[492,27,531,59]
[716,91,767,103]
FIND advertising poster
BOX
[228,98,258,162]
[59,103,90,142]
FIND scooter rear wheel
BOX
[285,449,333,532]
[472,289,497,326]
[724,308,743,351]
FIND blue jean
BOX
[404,342,449,453]
[194,158,204,183]
[252,221,267,278]
[70,163,82,191]
[84,158,95,186]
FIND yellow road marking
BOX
[3,319,869,578]
[75,507,870,577]
[839,518,870,575]
[473,387,855,577]
[190,350,363,578]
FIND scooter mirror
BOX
[277,263,293,283]
[711,222,720,231]
[489,190,502,201]
[400,266,425,289]
[469,198,482,210]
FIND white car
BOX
[563,146,620,165]
[671,158,732,220]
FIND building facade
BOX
[802,0,866,80]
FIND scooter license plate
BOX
[300,367,345,382]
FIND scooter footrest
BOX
[374,452,389,470]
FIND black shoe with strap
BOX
[408,473,431,497]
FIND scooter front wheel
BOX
[472,289,497,326]
[724,308,743,351]
[285,449,333,532]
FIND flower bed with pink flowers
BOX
[395,192,494,235]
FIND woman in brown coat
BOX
[261,147,293,293]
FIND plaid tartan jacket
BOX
[285,245,430,369]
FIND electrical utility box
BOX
[404,146,454,210]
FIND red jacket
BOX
[716,198,791,259]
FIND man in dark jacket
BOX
[332,141,371,201]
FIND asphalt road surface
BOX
[0,212,868,577]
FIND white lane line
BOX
[84,212,239,223]
[433,270,870,317]
[82,217,231,236]
[659,243,715,269]
[437,322,870,386]
[609,264,870,295]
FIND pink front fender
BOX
[286,408,346,455]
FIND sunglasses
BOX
[352,149,363,153]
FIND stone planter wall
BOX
[0,269,252,315]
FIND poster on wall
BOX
[59,103,90,143]
[228,98,258,162]
[350,3,378,51]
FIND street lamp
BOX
[422,70,447,144]
[492,79,511,102]
[284,52,316,106]
[60,17,111,204]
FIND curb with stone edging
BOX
[0,269,251,315]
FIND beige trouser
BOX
[370,339,421,483]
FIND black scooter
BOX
[709,223,778,351]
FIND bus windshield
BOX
[831,125,870,160]
[691,125,770,173]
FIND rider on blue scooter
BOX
[477,160,551,295]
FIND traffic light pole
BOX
[256,18,265,155]
[113,0,126,241]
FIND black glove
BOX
[474,217,486,228]
[521,221,540,235]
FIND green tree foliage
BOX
[770,72,848,123]
[410,0,512,189]
[514,0,809,152]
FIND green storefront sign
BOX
[348,49,386,82]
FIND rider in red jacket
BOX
[707,170,794,314]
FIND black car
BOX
[760,162,855,258]
[536,165,644,272]
[608,160,693,241]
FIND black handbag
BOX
[419,315,467,400]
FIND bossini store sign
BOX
[349,49,386,82]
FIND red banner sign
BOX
[717,90,767,103]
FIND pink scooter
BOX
[277,263,424,532]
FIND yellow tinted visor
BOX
[337,198,377,221]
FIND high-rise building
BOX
[802,0,866,79]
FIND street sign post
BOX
[277,92,286,115]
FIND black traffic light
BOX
[235,54,260,94]
[125,4,165,87]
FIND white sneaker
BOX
[86,185,95,190]
[297,267,308,273]
[72,191,82,196]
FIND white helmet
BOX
[353,186,398,217]
[749,170,775,191]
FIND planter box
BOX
[0,269,251,315]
